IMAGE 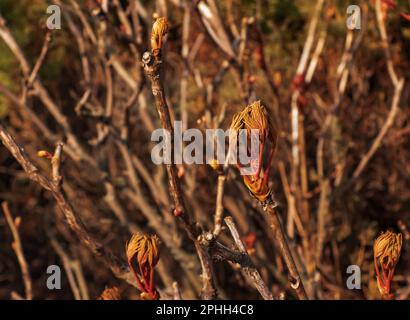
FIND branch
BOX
[0,123,136,287]
[51,143,63,188]
[352,0,405,179]
[172,281,183,300]
[48,233,82,300]
[352,78,404,179]
[224,216,274,300]
[142,50,217,299]
[1,202,33,300]
[195,0,236,59]
[26,30,52,88]
[213,174,226,237]
[263,204,308,300]
[290,0,324,167]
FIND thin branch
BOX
[262,204,308,300]
[172,281,183,300]
[195,0,236,59]
[48,233,82,300]
[290,0,324,167]
[213,174,226,237]
[26,30,52,88]
[1,202,33,300]
[51,143,63,189]
[224,216,274,300]
[0,123,136,287]
[71,260,90,300]
[142,46,218,299]
[352,0,405,179]
[352,78,404,179]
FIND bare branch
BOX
[1,202,33,300]
[0,123,136,287]
[224,216,274,300]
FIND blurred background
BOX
[0,0,409,300]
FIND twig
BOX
[1,202,33,300]
[352,78,404,179]
[213,174,226,237]
[374,0,399,86]
[71,260,90,300]
[26,31,52,88]
[352,0,405,179]
[142,50,217,299]
[288,1,324,252]
[180,0,190,131]
[51,143,63,189]
[0,13,95,165]
[305,31,326,84]
[291,0,324,169]
[195,0,235,59]
[48,234,82,300]
[224,216,274,300]
[172,281,183,300]
[0,123,137,287]
[262,204,308,300]
[10,292,24,300]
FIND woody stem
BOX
[142,50,217,300]
[264,205,308,300]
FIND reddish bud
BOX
[37,150,53,159]
[173,208,183,217]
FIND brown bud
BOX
[173,208,183,217]
[209,158,222,173]
[126,234,160,268]
[150,17,168,55]
[374,231,402,269]
[98,287,121,300]
[126,234,160,299]
[37,150,53,160]
[229,101,277,203]
[14,216,21,228]
[243,175,272,202]
[273,71,282,87]
[373,231,403,298]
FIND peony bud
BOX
[229,101,277,203]
[150,17,168,55]
[373,231,403,299]
[126,234,160,300]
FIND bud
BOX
[229,101,277,202]
[14,216,21,228]
[150,17,168,55]
[324,5,336,21]
[243,176,272,202]
[177,165,185,178]
[242,232,257,255]
[273,71,282,87]
[126,234,160,300]
[173,208,182,217]
[37,150,53,159]
[98,287,121,300]
[209,158,222,173]
[373,231,403,299]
